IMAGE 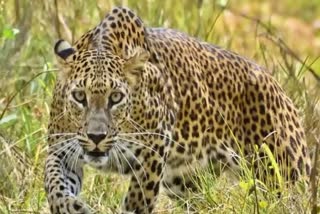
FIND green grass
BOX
[0,0,319,213]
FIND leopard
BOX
[45,6,311,214]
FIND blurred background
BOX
[0,0,319,213]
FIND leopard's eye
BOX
[72,90,87,105]
[109,91,124,105]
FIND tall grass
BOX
[0,0,319,213]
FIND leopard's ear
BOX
[123,48,150,86]
[54,40,76,81]
[54,39,75,61]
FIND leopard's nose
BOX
[87,133,107,144]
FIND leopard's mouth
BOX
[85,148,110,157]
[84,150,110,167]
[86,150,108,157]
[78,137,115,157]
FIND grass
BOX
[0,0,319,213]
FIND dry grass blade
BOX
[310,137,319,214]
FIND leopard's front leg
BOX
[45,147,90,214]
[121,147,166,214]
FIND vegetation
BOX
[0,0,319,213]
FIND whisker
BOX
[69,146,82,174]
[50,110,67,124]
[117,137,162,158]
[50,137,77,150]
[118,131,185,150]
[62,142,79,166]
[125,118,187,153]
[120,120,177,200]
[127,118,146,133]
[111,148,123,174]
[68,111,81,127]
[114,145,148,207]
[50,139,77,162]
[117,144,147,178]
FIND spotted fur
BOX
[45,7,311,214]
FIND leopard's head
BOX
[53,39,149,166]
